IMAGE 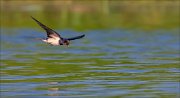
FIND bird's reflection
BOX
[47,82,60,96]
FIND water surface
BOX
[1,29,179,98]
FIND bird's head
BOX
[63,39,70,46]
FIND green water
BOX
[1,1,180,97]
[1,28,179,98]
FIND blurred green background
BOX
[1,0,180,31]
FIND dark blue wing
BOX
[67,34,85,41]
[31,16,61,39]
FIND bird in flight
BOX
[31,16,85,46]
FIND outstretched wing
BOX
[31,16,61,39]
[67,34,85,41]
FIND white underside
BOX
[42,38,60,46]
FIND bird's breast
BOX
[46,38,60,45]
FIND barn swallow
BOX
[31,16,85,46]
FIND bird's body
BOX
[31,16,85,46]
[42,38,60,46]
